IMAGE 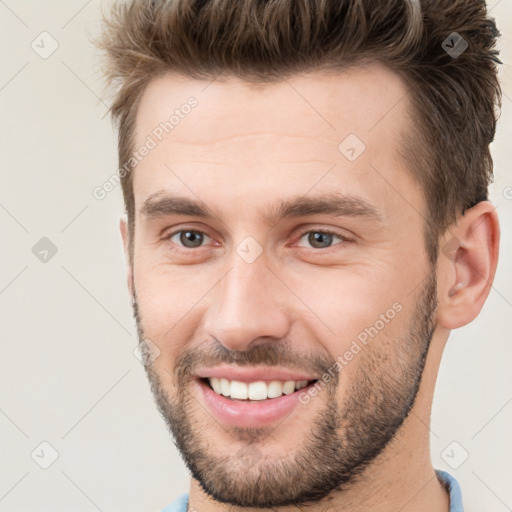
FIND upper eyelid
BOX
[294,226,351,239]
[164,224,213,238]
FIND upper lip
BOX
[195,365,318,383]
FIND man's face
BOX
[127,64,438,507]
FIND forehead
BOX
[131,63,422,221]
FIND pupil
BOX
[308,231,332,248]
[180,230,203,248]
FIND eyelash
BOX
[164,226,353,252]
[294,228,352,249]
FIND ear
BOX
[119,215,134,297]
[437,201,500,329]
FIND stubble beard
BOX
[133,273,437,508]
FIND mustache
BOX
[173,340,336,383]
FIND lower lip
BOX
[196,379,314,428]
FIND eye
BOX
[168,229,212,248]
[296,229,348,249]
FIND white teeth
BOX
[207,378,311,400]
[267,380,284,399]
[248,381,268,400]
[210,377,221,394]
[282,381,296,395]
[220,378,230,397]
[295,380,308,390]
[230,380,248,400]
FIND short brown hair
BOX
[98,0,501,263]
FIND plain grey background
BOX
[0,1,511,511]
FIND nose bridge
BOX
[204,251,290,351]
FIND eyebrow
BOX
[140,192,383,225]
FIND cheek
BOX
[132,258,212,346]
[286,266,416,391]
[134,275,204,385]
[288,266,406,342]
[131,246,197,385]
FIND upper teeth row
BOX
[208,378,310,400]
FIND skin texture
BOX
[121,63,499,512]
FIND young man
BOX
[99,1,501,511]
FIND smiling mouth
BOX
[201,377,318,401]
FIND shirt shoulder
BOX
[436,469,464,512]
[159,492,189,512]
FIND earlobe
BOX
[119,215,134,297]
[437,201,499,330]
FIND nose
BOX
[202,254,291,352]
